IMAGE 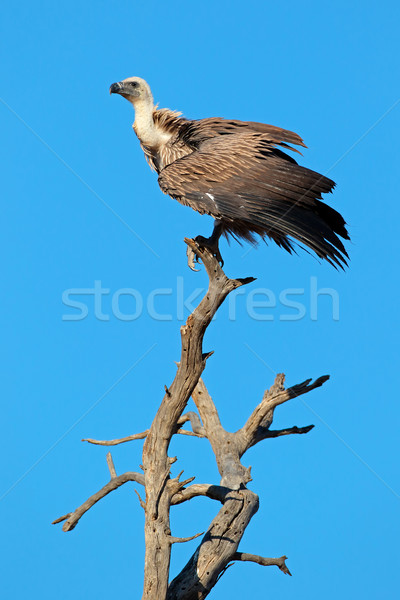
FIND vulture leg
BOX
[195,220,224,265]
[187,220,225,271]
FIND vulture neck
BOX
[133,100,170,148]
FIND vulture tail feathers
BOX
[314,200,350,241]
[221,198,349,270]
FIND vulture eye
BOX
[130,82,138,87]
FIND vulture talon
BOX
[186,245,200,272]
[194,235,224,267]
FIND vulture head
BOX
[109,76,153,108]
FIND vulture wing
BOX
[179,117,307,154]
[158,131,349,269]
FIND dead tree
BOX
[53,238,329,599]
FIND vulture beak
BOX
[109,82,123,95]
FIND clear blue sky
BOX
[1,1,399,598]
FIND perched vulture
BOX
[110,77,349,269]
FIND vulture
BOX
[110,77,349,269]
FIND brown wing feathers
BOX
[158,118,349,269]
[179,117,307,152]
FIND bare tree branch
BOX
[169,531,204,544]
[52,471,145,531]
[239,373,329,453]
[82,431,148,445]
[192,378,251,489]
[167,371,323,598]
[177,411,206,436]
[134,488,146,511]
[82,424,204,447]
[232,552,292,576]
[106,452,117,478]
[52,513,72,525]
[263,424,314,439]
[171,484,230,505]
